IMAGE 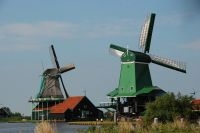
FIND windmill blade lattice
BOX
[139,13,155,53]
[150,54,186,73]
[139,18,150,50]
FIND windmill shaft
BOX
[110,44,151,63]
[130,51,151,63]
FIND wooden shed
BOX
[49,96,103,121]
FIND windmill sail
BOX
[59,64,75,73]
[109,44,126,57]
[49,45,60,68]
[139,13,155,53]
[49,45,75,98]
[150,54,186,73]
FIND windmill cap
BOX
[121,50,151,63]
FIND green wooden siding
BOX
[108,50,153,97]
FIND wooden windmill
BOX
[29,45,75,120]
[37,45,75,99]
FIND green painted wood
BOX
[108,49,153,97]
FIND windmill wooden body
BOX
[107,13,186,116]
[29,45,75,120]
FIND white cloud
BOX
[157,12,200,27]
[82,19,135,38]
[0,21,79,52]
[0,21,79,38]
[184,39,200,51]
[0,20,135,52]
[157,13,184,27]
[0,43,40,52]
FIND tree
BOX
[11,112,22,117]
[143,92,193,123]
[0,107,11,117]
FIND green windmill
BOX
[107,13,186,115]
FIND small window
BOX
[130,86,134,92]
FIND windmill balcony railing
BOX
[29,97,65,102]
[99,102,117,108]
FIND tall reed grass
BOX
[34,121,57,133]
[85,119,200,133]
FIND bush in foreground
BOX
[143,92,194,123]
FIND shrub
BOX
[143,92,193,123]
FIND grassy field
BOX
[34,120,200,133]
[83,120,200,133]
[68,121,115,125]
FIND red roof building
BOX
[191,99,200,111]
[50,96,84,114]
[49,96,103,121]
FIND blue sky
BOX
[0,0,200,115]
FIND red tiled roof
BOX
[192,99,200,105]
[50,96,84,114]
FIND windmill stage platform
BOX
[29,97,64,102]
[97,102,116,109]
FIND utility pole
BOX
[83,89,86,96]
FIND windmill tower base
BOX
[104,86,165,118]
[29,97,64,120]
